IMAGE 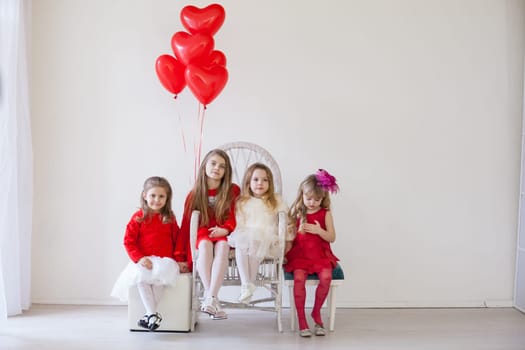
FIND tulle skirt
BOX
[111,256,180,302]
[228,227,280,262]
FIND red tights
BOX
[293,268,332,330]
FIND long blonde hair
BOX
[287,174,331,234]
[191,149,234,226]
[137,176,175,224]
[237,163,278,210]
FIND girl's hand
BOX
[208,226,228,238]
[139,257,153,270]
[177,262,189,273]
[301,220,323,235]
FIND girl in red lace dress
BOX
[284,169,339,337]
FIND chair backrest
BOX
[218,141,282,194]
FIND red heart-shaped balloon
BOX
[180,4,225,36]
[155,54,186,95]
[185,64,228,106]
[171,31,214,67]
[203,50,227,68]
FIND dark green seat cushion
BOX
[284,263,344,281]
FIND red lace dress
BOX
[284,208,339,274]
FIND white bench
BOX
[128,273,193,332]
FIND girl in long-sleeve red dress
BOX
[177,149,240,320]
[111,176,182,331]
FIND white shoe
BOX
[238,283,256,304]
[300,328,313,337]
[314,324,326,336]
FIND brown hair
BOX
[137,176,175,224]
[237,162,278,210]
[191,149,234,225]
[287,174,331,234]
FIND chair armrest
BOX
[277,211,287,262]
[190,210,200,262]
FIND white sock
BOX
[235,248,250,286]
[137,282,156,315]
[152,284,164,307]
[248,254,260,285]
[197,240,213,295]
[209,240,229,297]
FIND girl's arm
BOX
[301,210,336,243]
[323,210,336,242]
[284,217,296,255]
[171,214,189,273]
[284,241,293,255]
[123,214,144,263]
[211,184,240,237]
[173,192,193,269]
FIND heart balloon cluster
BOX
[155,4,228,106]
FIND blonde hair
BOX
[237,163,278,210]
[191,149,234,226]
[137,176,175,224]
[287,174,331,234]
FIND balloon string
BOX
[197,103,206,177]
[178,113,187,153]
[175,101,192,186]
[193,151,197,184]
[193,103,204,182]
[193,104,199,182]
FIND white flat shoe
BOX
[238,283,256,304]
[299,328,312,337]
[314,324,326,336]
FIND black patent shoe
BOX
[137,314,149,329]
[148,312,162,331]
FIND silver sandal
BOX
[211,309,228,320]
[200,297,217,316]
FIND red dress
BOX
[124,210,180,263]
[284,208,339,274]
[175,184,240,270]
[111,210,181,301]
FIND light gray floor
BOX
[2,304,525,350]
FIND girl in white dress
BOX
[228,163,288,303]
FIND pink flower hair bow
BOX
[315,169,339,194]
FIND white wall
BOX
[30,0,524,307]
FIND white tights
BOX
[235,248,260,286]
[197,240,229,298]
[137,282,164,315]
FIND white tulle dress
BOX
[227,195,288,262]
[110,256,180,302]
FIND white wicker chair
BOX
[189,142,287,332]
